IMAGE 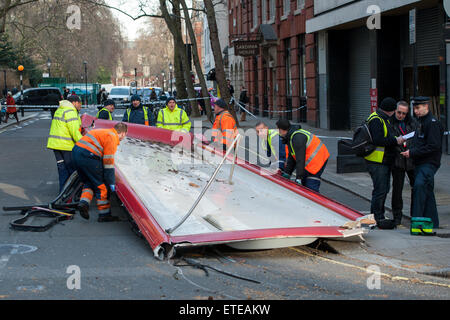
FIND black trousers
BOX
[391,167,415,222]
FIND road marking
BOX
[0,245,38,273]
[290,247,450,289]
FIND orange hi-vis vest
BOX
[75,128,120,169]
[289,129,330,175]
[212,110,237,147]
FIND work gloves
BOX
[281,172,291,179]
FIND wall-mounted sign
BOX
[234,41,259,57]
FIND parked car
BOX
[109,86,133,107]
[13,87,63,110]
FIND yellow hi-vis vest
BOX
[156,105,191,132]
[47,100,82,151]
[364,112,389,163]
[96,108,112,120]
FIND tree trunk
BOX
[161,0,199,117]
[180,0,213,122]
[203,0,239,126]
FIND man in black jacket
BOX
[364,97,405,224]
[401,97,444,228]
[276,119,329,193]
[391,101,417,226]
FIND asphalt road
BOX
[0,111,449,302]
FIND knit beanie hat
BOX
[379,97,397,112]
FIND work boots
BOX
[78,201,90,220]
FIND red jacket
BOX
[6,96,16,113]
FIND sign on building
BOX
[234,41,259,57]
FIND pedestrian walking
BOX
[391,101,417,226]
[156,97,191,133]
[400,97,444,228]
[4,91,19,124]
[227,79,234,97]
[101,88,108,103]
[276,119,330,193]
[73,122,128,222]
[96,99,115,120]
[238,86,249,122]
[255,121,288,173]
[46,95,83,191]
[211,98,237,152]
[122,94,154,126]
[63,87,69,100]
[365,97,405,225]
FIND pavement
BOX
[192,112,450,278]
[0,112,39,132]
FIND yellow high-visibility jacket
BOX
[156,105,191,132]
[47,100,82,151]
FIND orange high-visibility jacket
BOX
[290,129,330,175]
[212,110,237,147]
[75,128,120,169]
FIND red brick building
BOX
[229,0,318,125]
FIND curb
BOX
[0,113,39,131]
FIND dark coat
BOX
[392,113,417,171]
[410,112,444,169]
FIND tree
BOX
[159,0,199,117]
[0,0,38,33]
[203,0,239,126]
[180,0,213,122]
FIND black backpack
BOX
[350,120,376,157]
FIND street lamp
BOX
[161,72,165,92]
[83,61,88,106]
[47,58,51,77]
[169,62,173,95]
[18,65,24,116]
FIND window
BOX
[253,0,258,28]
[269,0,275,21]
[262,0,267,23]
[283,0,290,17]
[298,35,306,97]
[297,0,305,11]
[285,39,292,97]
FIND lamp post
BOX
[161,72,165,92]
[169,62,173,95]
[47,58,51,78]
[134,68,138,94]
[83,61,88,106]
[18,65,24,116]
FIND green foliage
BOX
[0,33,42,86]
[96,66,112,84]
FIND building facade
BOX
[203,1,229,89]
[229,0,314,124]
[307,0,448,140]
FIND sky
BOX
[105,0,157,40]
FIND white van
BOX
[109,86,132,106]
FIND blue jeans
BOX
[54,150,75,192]
[302,160,328,193]
[366,162,391,222]
[412,163,439,228]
